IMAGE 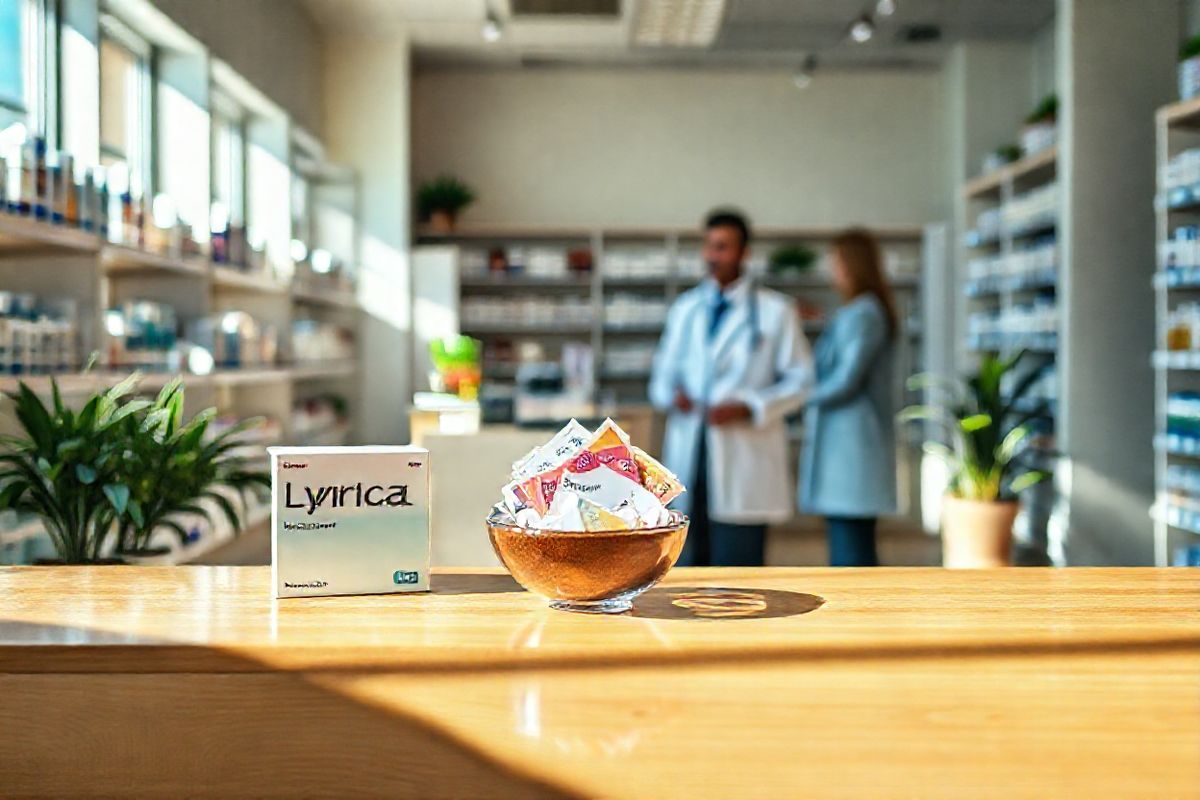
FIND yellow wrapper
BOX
[585,418,631,453]
[579,497,634,531]
[632,446,685,504]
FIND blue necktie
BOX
[709,293,729,341]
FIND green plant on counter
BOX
[0,375,148,563]
[994,144,1022,164]
[416,174,476,220]
[1024,94,1058,126]
[1182,34,1200,61]
[112,377,269,556]
[768,244,817,275]
[0,373,269,563]
[899,351,1051,502]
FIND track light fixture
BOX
[876,0,897,17]
[793,55,818,90]
[850,14,875,43]
[481,5,503,42]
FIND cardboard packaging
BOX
[269,445,430,598]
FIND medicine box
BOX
[269,445,431,598]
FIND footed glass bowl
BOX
[487,511,689,614]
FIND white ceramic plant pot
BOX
[1181,56,1200,101]
[1019,122,1056,157]
[941,495,1018,569]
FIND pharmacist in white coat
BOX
[649,209,812,566]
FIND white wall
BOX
[151,0,324,136]
[324,34,414,444]
[412,67,950,228]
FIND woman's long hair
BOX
[832,228,898,338]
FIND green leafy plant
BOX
[768,244,817,275]
[1024,94,1058,126]
[0,374,269,563]
[111,377,269,556]
[899,351,1051,502]
[994,144,1022,163]
[0,375,148,563]
[1181,35,1200,61]
[416,175,476,220]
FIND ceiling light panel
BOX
[635,0,728,47]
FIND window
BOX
[0,0,43,139]
[99,15,151,198]
[210,89,246,230]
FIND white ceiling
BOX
[301,0,1056,70]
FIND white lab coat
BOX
[649,277,812,523]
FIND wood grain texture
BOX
[0,566,1197,798]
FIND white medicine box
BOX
[269,446,431,598]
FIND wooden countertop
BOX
[1,566,1198,798]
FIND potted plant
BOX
[0,373,268,564]
[768,244,817,276]
[900,351,1051,568]
[982,143,1022,174]
[417,175,476,233]
[1020,94,1057,157]
[1181,35,1200,102]
[0,375,147,563]
[112,377,269,559]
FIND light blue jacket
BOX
[799,294,897,517]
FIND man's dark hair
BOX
[704,208,751,247]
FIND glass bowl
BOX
[486,510,689,614]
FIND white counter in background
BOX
[411,408,659,567]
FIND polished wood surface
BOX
[0,566,1197,798]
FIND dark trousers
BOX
[678,431,767,567]
[827,516,879,567]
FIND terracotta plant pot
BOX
[429,210,456,234]
[940,495,1018,569]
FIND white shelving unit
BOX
[421,224,927,405]
[0,3,363,564]
[1152,96,1200,567]
[960,146,1060,563]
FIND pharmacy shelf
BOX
[1153,97,1200,565]
[1151,502,1200,536]
[0,517,45,547]
[448,223,925,413]
[290,361,358,381]
[460,274,593,290]
[291,284,358,309]
[101,245,210,278]
[963,146,1059,200]
[212,264,290,294]
[1152,350,1200,370]
[462,324,595,336]
[0,213,102,254]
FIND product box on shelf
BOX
[269,445,431,598]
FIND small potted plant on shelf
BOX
[900,351,1051,568]
[1020,94,1058,157]
[768,244,817,276]
[982,144,1022,174]
[417,175,476,234]
[0,372,268,564]
[1180,35,1200,102]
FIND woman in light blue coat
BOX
[799,229,898,566]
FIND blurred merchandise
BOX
[291,319,355,363]
[189,311,279,368]
[604,293,667,329]
[461,295,592,328]
[429,335,482,399]
[0,292,77,375]
[291,395,348,444]
[105,300,180,372]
